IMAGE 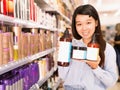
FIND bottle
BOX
[57,28,72,66]
[7,0,14,17]
[0,79,5,90]
[72,46,87,60]
[13,33,18,61]
[86,34,99,61]
[0,0,3,14]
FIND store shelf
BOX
[0,14,57,31]
[34,0,71,24]
[47,9,71,25]
[0,14,33,27]
[29,84,38,90]
[29,65,58,90]
[52,77,62,90]
[56,10,71,24]
[0,48,55,75]
[37,66,57,87]
[29,48,56,61]
[34,0,53,11]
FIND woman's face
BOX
[75,14,98,43]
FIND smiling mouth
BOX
[82,32,89,36]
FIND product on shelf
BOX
[7,0,14,17]
[21,32,29,58]
[30,0,34,21]
[39,29,46,51]
[38,57,49,80]
[0,29,14,65]
[0,0,4,14]
[45,30,52,49]
[12,26,22,61]
[39,69,59,90]
[9,32,13,62]
[46,54,54,71]
[31,28,39,54]
[2,0,14,17]
[0,61,39,90]
[2,32,10,64]
[0,32,3,65]
[0,25,6,32]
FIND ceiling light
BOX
[114,10,120,16]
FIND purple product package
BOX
[0,80,5,90]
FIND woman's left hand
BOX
[85,56,101,69]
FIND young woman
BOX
[58,4,118,90]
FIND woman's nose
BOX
[82,25,87,30]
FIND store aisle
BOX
[107,82,120,90]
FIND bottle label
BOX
[58,41,72,62]
[13,45,18,49]
[86,47,99,61]
[72,49,86,59]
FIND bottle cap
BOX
[63,28,69,37]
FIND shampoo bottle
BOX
[57,28,72,66]
[86,34,99,61]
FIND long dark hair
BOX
[72,4,106,67]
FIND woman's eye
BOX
[76,23,81,26]
[87,22,91,24]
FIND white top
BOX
[58,39,118,90]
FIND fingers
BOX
[97,56,101,62]
[85,56,101,69]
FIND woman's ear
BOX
[95,20,98,27]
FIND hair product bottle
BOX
[7,0,14,17]
[72,46,87,60]
[0,0,3,14]
[12,27,19,61]
[57,28,72,66]
[0,32,3,65]
[86,34,99,61]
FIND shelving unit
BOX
[0,14,57,31]
[34,0,71,24]
[30,66,58,90]
[0,0,72,89]
[0,48,55,75]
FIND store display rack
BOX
[0,48,55,75]
[30,65,58,90]
[30,67,62,90]
[34,0,71,24]
[0,0,72,89]
[30,66,58,90]
[0,14,57,31]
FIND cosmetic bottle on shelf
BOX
[0,0,4,14]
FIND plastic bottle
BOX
[57,28,72,66]
[86,34,99,61]
[0,0,3,14]
[13,35,18,61]
[0,82,5,90]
